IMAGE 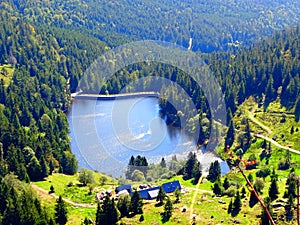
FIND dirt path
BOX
[245,106,300,155]
[189,175,204,221]
[247,107,272,134]
[253,133,300,155]
[213,118,300,155]
[30,183,96,208]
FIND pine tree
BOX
[286,180,297,198]
[183,152,196,180]
[130,190,143,215]
[223,177,230,190]
[233,191,241,213]
[268,178,279,201]
[213,181,222,196]
[160,157,166,168]
[161,197,173,222]
[174,187,181,203]
[260,197,273,225]
[225,120,235,149]
[55,196,68,225]
[96,195,119,225]
[207,160,221,182]
[241,187,246,198]
[156,186,166,205]
[191,161,202,184]
[227,199,233,214]
[249,190,258,208]
[294,97,300,122]
[285,194,295,221]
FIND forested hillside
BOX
[1,0,300,52]
[1,2,299,177]
[208,24,300,117]
[0,1,300,224]
[81,24,300,146]
[0,10,107,183]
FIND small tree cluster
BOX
[161,197,173,223]
[207,160,221,182]
[125,155,148,180]
[78,168,95,186]
[96,196,119,225]
[182,152,202,184]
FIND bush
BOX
[67,181,74,187]
[78,168,95,186]
[256,168,271,178]
[139,215,144,222]
[146,176,153,182]
[224,186,236,197]
[131,170,145,182]
[49,185,55,194]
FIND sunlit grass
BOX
[0,64,14,87]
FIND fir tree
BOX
[156,186,166,205]
[55,196,68,225]
[227,199,233,214]
[241,187,246,199]
[96,195,119,225]
[130,190,143,215]
[207,160,221,182]
[268,178,279,201]
[161,197,173,222]
[260,197,273,225]
[225,120,235,149]
[294,97,300,122]
[160,157,167,168]
[232,190,242,214]
[223,177,230,190]
[249,190,258,208]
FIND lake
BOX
[68,97,229,177]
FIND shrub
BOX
[224,186,237,197]
[256,168,271,178]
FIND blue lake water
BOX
[68,97,229,177]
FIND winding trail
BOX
[246,106,300,155]
[213,111,300,155]
[253,133,300,155]
[30,183,96,208]
[189,175,204,221]
[247,108,272,134]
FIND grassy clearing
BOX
[34,172,117,204]
[67,207,96,225]
[0,64,14,87]
[236,97,300,151]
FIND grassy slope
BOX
[34,173,116,225]
[0,64,14,87]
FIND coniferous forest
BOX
[0,0,300,224]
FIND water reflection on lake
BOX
[68,97,229,177]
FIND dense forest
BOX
[0,0,300,224]
[1,0,300,52]
[80,24,300,146]
[0,10,108,183]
